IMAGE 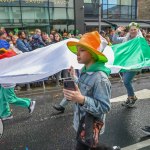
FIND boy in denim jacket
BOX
[63,31,111,150]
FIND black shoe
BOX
[113,146,121,150]
[53,104,65,113]
[141,126,150,135]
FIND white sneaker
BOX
[2,115,13,121]
[28,101,36,114]
[113,146,121,150]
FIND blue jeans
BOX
[123,71,137,97]
[60,97,69,107]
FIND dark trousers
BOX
[76,141,89,150]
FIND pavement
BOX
[0,72,150,150]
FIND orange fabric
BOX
[0,49,17,59]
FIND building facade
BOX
[138,0,150,20]
[84,0,150,32]
[0,0,150,34]
[0,0,75,33]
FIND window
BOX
[108,0,119,5]
[49,7,74,20]
[101,0,136,20]
[102,5,107,14]
[0,7,21,24]
[121,0,131,6]
[22,7,49,24]
[102,0,107,4]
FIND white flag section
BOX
[0,39,84,84]
[103,46,121,74]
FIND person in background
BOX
[31,29,46,50]
[62,32,68,40]
[53,33,63,86]
[146,33,150,45]
[49,34,54,43]
[16,30,32,53]
[112,22,143,108]
[0,27,7,38]
[41,32,51,45]
[0,31,9,49]
[100,30,106,38]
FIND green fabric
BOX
[81,62,111,76]
[112,37,150,71]
[0,86,31,118]
[0,85,11,118]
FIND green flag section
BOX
[104,37,150,73]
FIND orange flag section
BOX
[0,48,17,59]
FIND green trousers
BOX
[0,85,31,118]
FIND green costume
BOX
[0,85,31,118]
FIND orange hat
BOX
[67,31,108,62]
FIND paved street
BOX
[0,74,150,150]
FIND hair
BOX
[128,22,140,29]
[0,31,4,37]
[18,30,25,37]
[35,29,41,34]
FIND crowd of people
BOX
[0,23,150,150]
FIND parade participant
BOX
[112,22,143,108]
[0,84,36,120]
[0,40,36,121]
[63,31,111,149]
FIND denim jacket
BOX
[73,71,111,132]
[16,39,32,52]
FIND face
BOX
[12,36,18,44]
[42,34,48,40]
[77,46,94,65]
[0,34,7,40]
[129,26,138,38]
[50,34,54,40]
[36,30,41,35]
[54,33,61,42]
[21,32,26,39]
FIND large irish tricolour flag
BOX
[0,37,150,84]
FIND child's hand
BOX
[68,66,76,78]
[63,84,85,105]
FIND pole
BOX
[99,0,101,32]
